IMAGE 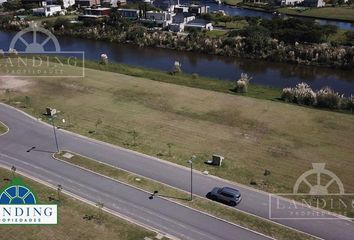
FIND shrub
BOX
[235,73,252,93]
[170,61,182,75]
[100,54,108,65]
[192,73,199,79]
[316,87,342,109]
[281,88,294,102]
[292,83,316,106]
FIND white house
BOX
[143,11,175,27]
[46,0,75,8]
[33,5,62,16]
[172,12,195,24]
[185,19,213,31]
[101,0,126,7]
[280,0,304,5]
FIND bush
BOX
[170,61,182,75]
[292,83,316,106]
[316,87,342,109]
[235,73,252,93]
[281,88,294,102]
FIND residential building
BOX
[101,0,126,7]
[303,0,325,7]
[78,7,111,20]
[46,0,75,8]
[280,0,303,5]
[172,12,195,24]
[173,4,189,13]
[117,8,140,20]
[32,5,62,16]
[22,0,45,7]
[75,0,100,7]
[188,4,209,15]
[184,19,213,31]
[143,11,175,27]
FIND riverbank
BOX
[222,1,354,23]
[278,6,354,23]
[1,16,353,70]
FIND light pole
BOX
[49,116,59,153]
[188,155,196,201]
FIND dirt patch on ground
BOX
[0,76,33,92]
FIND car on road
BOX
[206,187,241,206]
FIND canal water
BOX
[1,31,353,95]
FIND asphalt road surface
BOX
[1,103,354,240]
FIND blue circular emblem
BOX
[0,178,37,204]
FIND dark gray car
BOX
[206,187,242,206]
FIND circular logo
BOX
[293,163,344,195]
[0,178,37,204]
[9,23,61,53]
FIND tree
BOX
[239,25,271,53]
[3,0,22,11]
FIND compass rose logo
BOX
[293,163,345,195]
[8,23,61,53]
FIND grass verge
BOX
[0,122,7,135]
[54,151,317,240]
[0,167,158,240]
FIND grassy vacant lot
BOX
[55,151,316,240]
[278,6,354,22]
[0,121,7,134]
[1,60,354,196]
[214,19,249,30]
[0,167,156,240]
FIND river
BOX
[0,31,353,95]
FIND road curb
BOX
[0,162,175,240]
[52,152,274,240]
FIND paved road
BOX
[1,103,354,239]
[0,103,269,240]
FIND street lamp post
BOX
[50,116,59,153]
[188,155,196,201]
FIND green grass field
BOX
[214,19,249,30]
[0,167,156,240]
[1,60,354,197]
[278,6,354,22]
[53,151,317,240]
